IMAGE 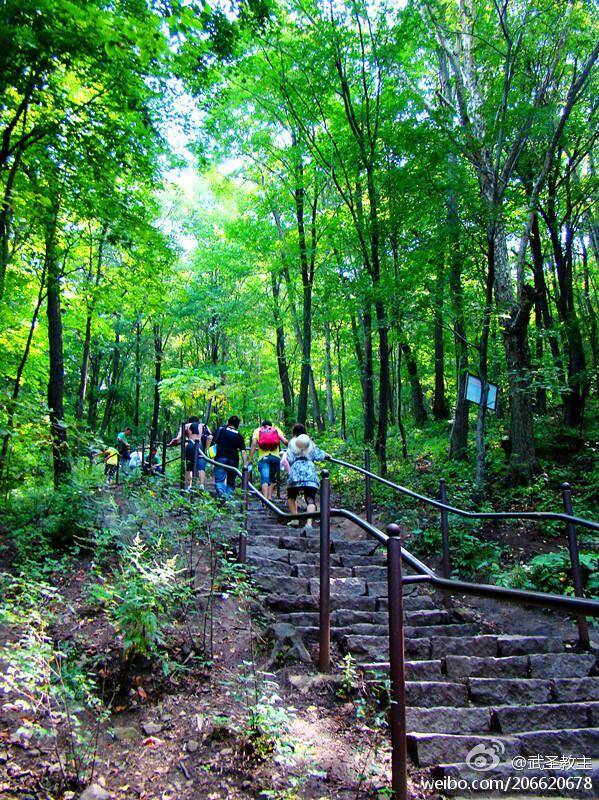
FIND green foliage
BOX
[408,521,503,581]
[224,664,296,762]
[2,477,100,575]
[91,534,191,659]
[493,549,599,598]
[0,574,107,787]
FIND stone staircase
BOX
[239,497,599,798]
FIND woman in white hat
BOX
[285,433,328,528]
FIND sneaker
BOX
[199,484,205,491]
[286,520,300,528]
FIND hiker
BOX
[213,415,246,500]
[285,432,328,529]
[97,446,119,484]
[129,449,143,469]
[281,423,306,474]
[144,445,163,475]
[169,416,212,491]
[248,419,288,500]
[116,426,132,475]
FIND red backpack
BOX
[258,426,280,451]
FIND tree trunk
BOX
[402,343,428,425]
[362,308,375,443]
[324,316,335,428]
[335,326,347,440]
[134,315,142,430]
[271,271,294,426]
[100,332,121,437]
[151,323,162,441]
[45,196,71,486]
[396,344,408,459]
[87,350,101,431]
[544,195,589,427]
[432,262,449,420]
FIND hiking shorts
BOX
[287,485,317,503]
[258,454,280,485]
[185,441,206,472]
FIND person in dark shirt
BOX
[213,415,246,500]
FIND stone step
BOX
[248,559,292,577]
[294,563,353,579]
[337,553,387,568]
[254,576,309,595]
[447,653,597,680]
[407,706,492,734]
[308,577,367,599]
[553,678,599,703]
[343,634,429,660]
[411,623,484,638]
[287,550,343,566]
[265,594,378,613]
[246,545,290,563]
[496,635,565,656]
[516,728,599,759]
[360,659,443,680]
[332,540,384,555]
[405,680,470,708]
[352,565,388,580]
[408,733,521,768]
[405,608,456,626]
[247,530,281,548]
[469,678,552,706]
[494,702,597,733]
[529,653,596,680]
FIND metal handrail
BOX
[195,448,598,616]
[169,435,598,799]
[326,455,599,532]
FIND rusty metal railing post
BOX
[179,421,185,491]
[364,448,373,523]
[386,523,408,800]
[161,430,167,475]
[439,478,451,608]
[115,457,120,485]
[238,465,248,564]
[561,483,590,649]
[319,470,331,672]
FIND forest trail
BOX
[240,493,599,798]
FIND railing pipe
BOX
[141,436,146,470]
[115,457,120,485]
[386,523,408,800]
[238,465,248,564]
[439,478,451,608]
[326,455,599,532]
[364,448,373,523]
[179,421,185,491]
[319,470,331,673]
[561,483,590,649]
[193,447,599,618]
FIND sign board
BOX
[465,373,498,411]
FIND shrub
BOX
[91,534,191,659]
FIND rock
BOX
[288,673,343,694]
[186,739,199,753]
[112,725,138,742]
[79,784,111,800]
[267,622,312,666]
[141,721,163,736]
